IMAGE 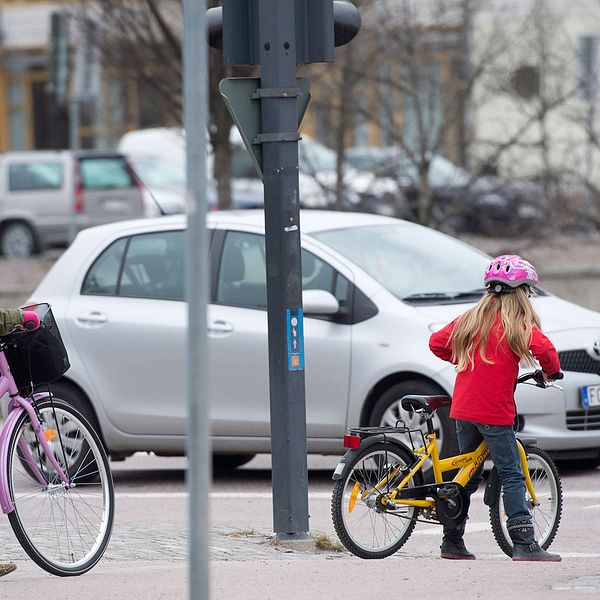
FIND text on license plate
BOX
[582,384,600,408]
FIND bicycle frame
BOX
[0,350,69,514]
[363,430,537,511]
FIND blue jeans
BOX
[455,419,531,526]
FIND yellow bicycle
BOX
[331,370,563,559]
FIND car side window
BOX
[216,230,338,310]
[119,231,184,300]
[217,231,267,308]
[8,162,63,191]
[302,250,334,292]
[82,231,184,300]
[81,238,128,295]
[79,157,134,190]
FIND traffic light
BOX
[207,0,361,65]
[48,11,70,104]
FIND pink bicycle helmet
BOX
[484,254,539,292]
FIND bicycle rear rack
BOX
[347,422,427,453]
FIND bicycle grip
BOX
[22,310,40,331]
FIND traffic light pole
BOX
[259,0,310,540]
[209,0,360,543]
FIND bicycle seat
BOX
[401,395,452,414]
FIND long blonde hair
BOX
[449,286,541,372]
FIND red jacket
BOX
[429,317,560,426]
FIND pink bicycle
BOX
[0,304,114,576]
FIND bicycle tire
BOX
[6,398,114,576]
[331,441,423,559]
[488,446,562,557]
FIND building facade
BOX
[471,0,600,191]
[0,0,62,151]
[0,0,169,152]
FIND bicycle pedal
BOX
[437,485,460,498]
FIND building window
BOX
[512,65,540,99]
[403,63,443,153]
[8,81,27,150]
[577,35,598,101]
[9,111,27,150]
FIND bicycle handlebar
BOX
[22,310,40,331]
[517,369,564,388]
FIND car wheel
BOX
[212,453,257,470]
[0,221,38,258]
[46,382,101,432]
[38,382,104,482]
[554,456,600,471]
[368,380,458,477]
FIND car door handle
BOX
[76,311,109,325]
[207,320,234,335]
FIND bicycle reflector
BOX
[343,434,361,449]
[44,429,57,442]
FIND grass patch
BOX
[311,533,345,552]
[228,529,257,538]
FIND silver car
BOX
[0,150,145,257]
[26,210,600,468]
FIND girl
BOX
[429,255,562,562]
[0,307,40,577]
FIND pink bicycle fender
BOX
[0,407,23,514]
[0,393,52,514]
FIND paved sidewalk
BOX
[2,531,600,600]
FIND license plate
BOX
[101,198,127,212]
[582,384,600,408]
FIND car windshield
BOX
[129,156,186,188]
[347,148,469,187]
[312,224,490,302]
[299,139,338,173]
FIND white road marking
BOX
[414,521,491,536]
[115,490,600,500]
[115,492,331,500]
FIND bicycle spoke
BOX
[491,448,561,556]
[333,445,419,557]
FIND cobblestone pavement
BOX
[0,519,350,564]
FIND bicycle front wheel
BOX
[331,442,422,559]
[489,446,562,557]
[7,398,114,576]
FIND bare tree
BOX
[307,0,579,232]
[472,1,584,228]
[308,0,474,225]
[73,0,246,210]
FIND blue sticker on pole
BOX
[286,309,304,371]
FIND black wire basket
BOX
[1,303,70,394]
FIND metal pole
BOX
[259,0,310,540]
[183,1,209,599]
[586,38,598,218]
[68,98,80,243]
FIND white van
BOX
[0,150,145,257]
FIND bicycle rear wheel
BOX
[331,442,422,559]
[6,398,114,576]
[489,446,562,557]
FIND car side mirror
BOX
[302,289,340,315]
